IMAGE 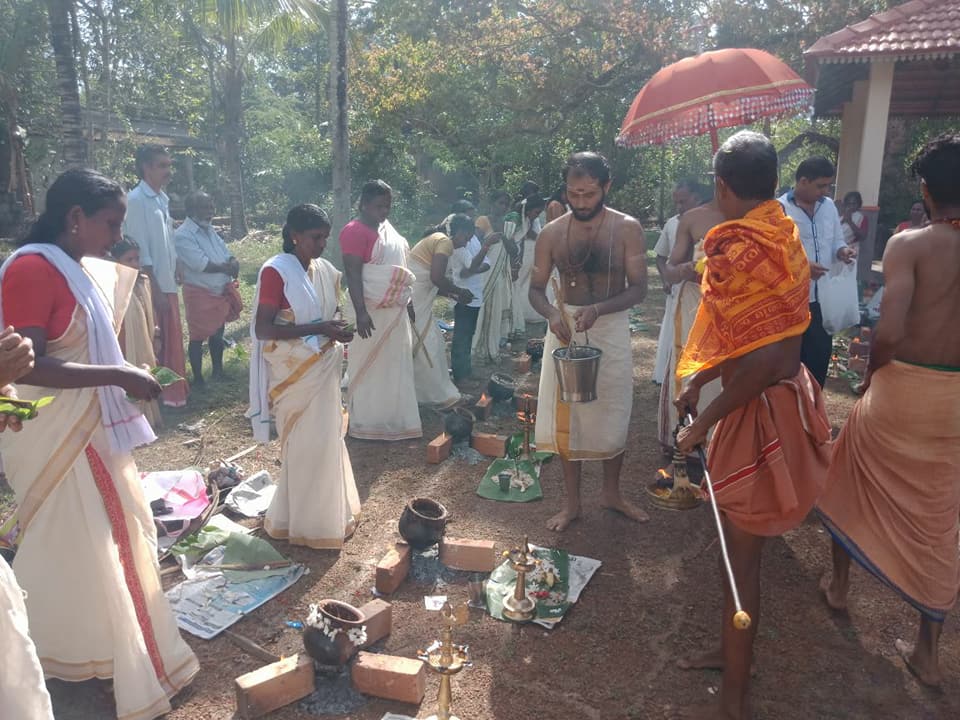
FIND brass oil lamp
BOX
[418,602,472,720]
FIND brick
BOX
[426,432,452,464]
[470,432,506,457]
[474,394,493,420]
[440,537,497,572]
[235,653,314,719]
[357,599,392,648]
[352,651,426,705]
[512,354,531,374]
[375,542,411,595]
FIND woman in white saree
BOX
[248,204,360,549]
[341,181,421,440]
[0,169,198,720]
[408,213,476,408]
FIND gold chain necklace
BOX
[564,209,606,287]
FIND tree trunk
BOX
[223,35,248,239]
[328,0,350,269]
[46,0,87,167]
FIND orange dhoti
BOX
[708,366,831,536]
[181,282,242,341]
[156,293,188,407]
[676,201,828,535]
[817,361,960,621]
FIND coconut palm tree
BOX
[46,0,87,167]
[328,0,348,267]
[1,0,45,220]
[183,0,326,239]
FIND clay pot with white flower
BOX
[302,599,367,666]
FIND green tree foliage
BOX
[5,0,953,249]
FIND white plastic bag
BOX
[819,261,859,334]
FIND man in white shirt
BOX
[652,179,702,384]
[174,192,242,385]
[124,145,189,406]
[449,232,494,382]
[778,157,857,387]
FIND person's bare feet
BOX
[677,646,724,670]
[819,574,848,612]
[546,507,580,532]
[894,638,943,688]
[601,495,650,523]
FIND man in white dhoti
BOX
[531,152,648,532]
[473,191,515,361]
[342,180,422,440]
[652,179,702,384]
[506,194,547,336]
[656,199,726,481]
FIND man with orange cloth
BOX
[674,131,832,720]
[818,134,960,689]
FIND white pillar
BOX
[835,79,868,200]
[854,61,894,206]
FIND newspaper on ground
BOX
[165,531,305,639]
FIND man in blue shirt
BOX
[124,145,190,405]
[779,157,857,387]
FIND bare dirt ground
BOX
[45,263,959,720]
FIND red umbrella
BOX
[616,48,813,152]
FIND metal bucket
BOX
[552,344,602,402]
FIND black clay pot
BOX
[398,497,449,550]
[487,372,517,402]
[525,338,544,362]
[302,599,366,666]
[443,407,475,443]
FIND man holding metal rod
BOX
[673,131,832,720]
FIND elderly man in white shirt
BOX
[779,156,857,388]
[123,144,189,406]
[174,191,241,385]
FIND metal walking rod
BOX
[685,414,752,631]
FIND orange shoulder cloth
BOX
[676,200,810,378]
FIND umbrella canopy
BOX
[616,48,813,150]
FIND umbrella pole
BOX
[709,126,719,153]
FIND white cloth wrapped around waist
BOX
[535,305,633,461]
[361,263,415,309]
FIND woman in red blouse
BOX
[0,169,198,719]
[248,205,360,549]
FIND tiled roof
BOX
[805,0,960,63]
